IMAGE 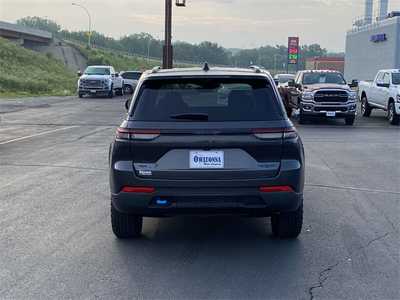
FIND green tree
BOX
[17,16,61,34]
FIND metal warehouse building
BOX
[344,0,400,81]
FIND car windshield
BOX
[302,72,346,85]
[132,78,283,122]
[276,75,294,84]
[392,73,400,85]
[122,72,142,80]
[84,67,110,75]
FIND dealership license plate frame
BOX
[189,150,224,169]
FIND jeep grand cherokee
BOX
[109,66,305,239]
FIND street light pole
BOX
[163,0,186,69]
[72,2,92,48]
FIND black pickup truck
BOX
[283,70,358,125]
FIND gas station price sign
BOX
[288,37,299,65]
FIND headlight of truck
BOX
[302,92,314,101]
[348,91,357,101]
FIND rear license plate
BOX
[190,151,224,169]
[90,90,97,93]
[326,111,336,117]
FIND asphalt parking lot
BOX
[0,95,399,299]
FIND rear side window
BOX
[122,72,142,80]
[132,78,283,122]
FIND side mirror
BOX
[349,79,359,88]
[115,73,120,77]
[274,79,279,86]
[125,98,131,111]
[77,70,82,77]
[288,80,295,87]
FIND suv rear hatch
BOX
[119,76,289,180]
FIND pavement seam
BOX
[0,126,78,145]
[306,183,400,195]
[307,231,393,300]
[0,163,107,171]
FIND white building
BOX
[344,0,400,81]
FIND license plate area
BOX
[326,111,336,117]
[190,150,224,169]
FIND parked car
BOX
[358,69,400,125]
[274,73,295,86]
[78,65,124,98]
[275,74,296,117]
[121,71,142,94]
[283,70,357,125]
[109,65,305,239]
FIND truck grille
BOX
[314,91,348,103]
[81,79,103,88]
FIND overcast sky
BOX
[1,0,399,51]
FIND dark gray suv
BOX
[109,66,305,239]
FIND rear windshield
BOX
[131,78,283,122]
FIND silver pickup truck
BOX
[285,70,358,125]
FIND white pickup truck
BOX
[77,65,124,98]
[358,69,400,125]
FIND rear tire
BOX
[345,116,355,126]
[116,88,124,96]
[388,101,400,125]
[111,203,143,239]
[361,96,372,117]
[108,86,114,98]
[271,204,303,239]
[299,112,307,124]
[286,107,293,118]
[124,84,133,94]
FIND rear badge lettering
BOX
[139,170,152,176]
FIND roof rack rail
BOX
[203,62,210,72]
[249,65,262,73]
[151,66,161,73]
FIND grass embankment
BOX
[0,37,76,97]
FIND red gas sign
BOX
[288,37,299,65]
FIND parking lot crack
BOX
[307,231,393,300]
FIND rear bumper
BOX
[110,159,304,217]
[111,189,302,217]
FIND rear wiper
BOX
[170,113,209,121]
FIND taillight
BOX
[259,186,294,193]
[121,186,155,193]
[116,128,160,140]
[252,127,297,140]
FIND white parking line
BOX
[0,126,79,145]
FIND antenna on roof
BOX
[151,66,161,73]
[203,62,210,72]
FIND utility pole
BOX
[163,0,186,69]
[163,0,173,69]
[72,3,92,49]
